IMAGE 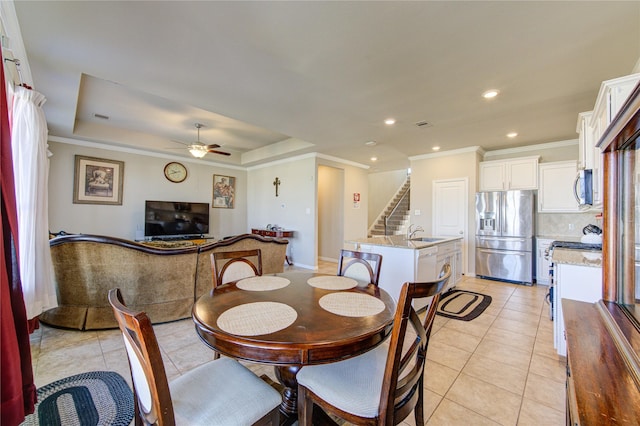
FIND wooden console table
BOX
[251,228,294,265]
[563,299,640,425]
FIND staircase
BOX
[369,177,411,237]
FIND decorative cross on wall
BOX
[273,177,281,197]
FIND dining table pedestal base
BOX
[275,365,301,421]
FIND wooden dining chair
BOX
[297,264,451,426]
[337,249,383,286]
[108,288,281,426]
[211,249,262,289]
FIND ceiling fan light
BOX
[189,146,207,158]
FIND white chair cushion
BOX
[297,342,389,419]
[343,262,372,283]
[222,262,256,284]
[170,357,281,425]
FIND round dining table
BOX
[192,270,396,420]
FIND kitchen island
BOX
[346,235,462,310]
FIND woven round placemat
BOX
[307,276,358,290]
[319,293,385,317]
[236,276,291,291]
[217,302,297,336]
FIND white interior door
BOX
[433,178,468,274]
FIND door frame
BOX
[432,177,469,275]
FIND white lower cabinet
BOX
[434,240,462,290]
[553,262,602,356]
[356,240,462,311]
[536,239,554,285]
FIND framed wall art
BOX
[73,155,124,205]
[213,174,235,209]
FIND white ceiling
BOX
[8,1,640,171]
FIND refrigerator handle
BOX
[477,237,527,243]
[478,248,527,256]
[500,192,506,235]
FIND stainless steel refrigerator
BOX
[475,190,534,284]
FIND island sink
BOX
[409,237,447,243]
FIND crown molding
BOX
[48,135,247,171]
[409,146,484,161]
[316,153,370,169]
[483,139,577,158]
[246,152,369,171]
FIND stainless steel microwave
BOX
[573,169,593,208]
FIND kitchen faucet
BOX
[407,224,424,239]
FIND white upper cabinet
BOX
[479,156,539,191]
[576,111,603,211]
[591,73,640,145]
[538,161,579,213]
[576,73,639,212]
[576,111,594,170]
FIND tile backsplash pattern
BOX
[537,212,602,238]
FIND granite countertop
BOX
[346,235,462,250]
[537,235,582,241]
[551,247,602,268]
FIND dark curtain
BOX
[1,51,37,425]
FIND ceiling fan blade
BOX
[205,144,221,149]
[207,149,231,156]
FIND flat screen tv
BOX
[144,200,209,238]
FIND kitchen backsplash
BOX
[537,212,602,238]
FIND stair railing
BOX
[383,186,410,236]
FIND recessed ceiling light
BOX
[482,90,499,99]
[371,156,378,162]
[384,118,396,125]
[432,146,440,151]
[507,132,518,138]
[365,141,377,146]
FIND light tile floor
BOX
[29,261,565,425]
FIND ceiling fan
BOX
[172,123,230,158]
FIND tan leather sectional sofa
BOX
[41,233,288,330]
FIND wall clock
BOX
[164,162,187,183]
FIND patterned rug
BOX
[21,371,134,426]
[437,290,492,321]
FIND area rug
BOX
[437,290,492,321]
[21,371,134,426]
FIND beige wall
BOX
[367,169,408,226]
[247,155,317,268]
[246,154,368,269]
[49,136,585,273]
[317,156,369,250]
[48,139,247,240]
[49,141,368,269]
[409,148,480,275]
